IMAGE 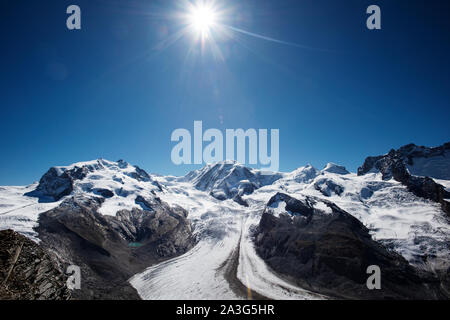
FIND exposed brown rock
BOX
[0,229,70,300]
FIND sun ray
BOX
[222,24,333,52]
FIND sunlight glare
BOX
[188,4,217,36]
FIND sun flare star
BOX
[188,3,217,37]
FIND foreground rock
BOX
[0,229,70,300]
[254,193,448,299]
[36,195,195,300]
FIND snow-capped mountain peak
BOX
[287,164,319,183]
[26,159,160,218]
[183,161,283,201]
[321,162,349,175]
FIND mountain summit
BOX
[183,161,283,201]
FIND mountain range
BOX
[0,142,449,300]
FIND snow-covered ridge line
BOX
[1,142,449,299]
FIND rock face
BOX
[33,167,79,200]
[357,143,450,179]
[254,193,448,299]
[358,143,450,216]
[314,178,344,197]
[0,229,70,300]
[35,195,195,300]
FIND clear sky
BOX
[1,0,449,185]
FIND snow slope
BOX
[0,184,62,242]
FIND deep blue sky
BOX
[1,0,449,185]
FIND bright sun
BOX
[188,4,217,35]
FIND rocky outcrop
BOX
[32,167,79,200]
[0,229,70,300]
[358,143,450,177]
[314,178,344,197]
[93,188,114,198]
[254,193,448,299]
[358,143,450,216]
[35,195,195,300]
[232,194,249,207]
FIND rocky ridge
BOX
[358,143,450,216]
